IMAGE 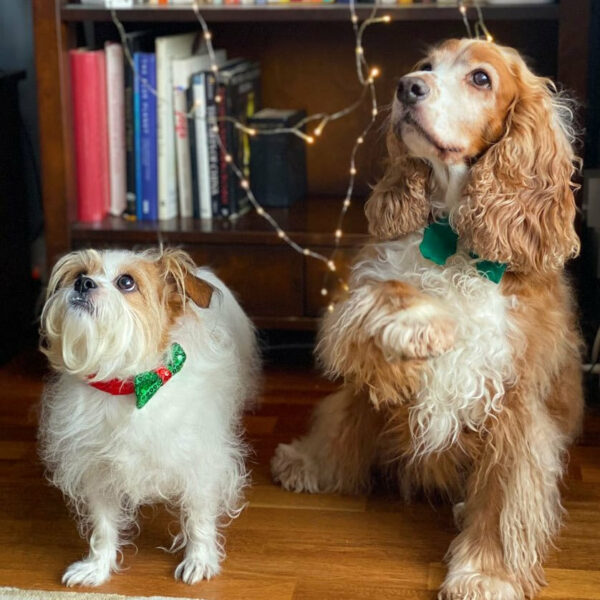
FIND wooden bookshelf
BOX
[60,3,560,22]
[33,0,591,329]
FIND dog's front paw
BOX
[374,302,456,361]
[175,551,221,584]
[439,570,523,600]
[271,443,321,493]
[62,558,111,587]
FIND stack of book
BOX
[69,32,261,222]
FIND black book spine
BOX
[124,53,136,218]
[205,71,221,218]
[187,84,200,220]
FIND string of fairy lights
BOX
[110,0,492,312]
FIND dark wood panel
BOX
[60,4,560,23]
[186,244,304,317]
[34,0,74,268]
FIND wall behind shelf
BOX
[86,17,558,200]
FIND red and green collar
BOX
[89,343,186,409]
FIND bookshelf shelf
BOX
[60,3,560,23]
[70,195,369,247]
[33,0,591,329]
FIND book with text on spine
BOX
[133,52,158,221]
[105,42,127,217]
[217,60,261,219]
[123,31,153,220]
[155,32,204,220]
[171,49,226,219]
[69,48,110,223]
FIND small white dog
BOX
[38,247,259,587]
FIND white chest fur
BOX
[353,234,518,455]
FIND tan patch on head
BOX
[462,41,520,151]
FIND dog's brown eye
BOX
[472,70,491,88]
[116,274,136,292]
[420,63,433,72]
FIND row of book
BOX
[82,0,518,5]
[83,1,378,6]
[70,32,260,222]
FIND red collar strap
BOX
[89,378,135,395]
[87,343,186,409]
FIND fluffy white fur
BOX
[39,249,258,587]
[353,235,519,455]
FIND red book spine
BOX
[70,49,110,223]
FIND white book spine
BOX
[105,42,127,217]
[106,0,134,7]
[173,87,193,218]
[156,34,198,220]
[193,78,212,220]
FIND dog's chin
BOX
[68,296,94,314]
[395,113,466,164]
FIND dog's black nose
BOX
[74,275,97,295]
[397,76,430,104]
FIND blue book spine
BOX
[134,52,157,221]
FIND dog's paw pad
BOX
[271,443,320,493]
[439,570,522,600]
[62,559,111,587]
[175,555,220,584]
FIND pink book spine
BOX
[70,48,110,223]
[105,43,127,216]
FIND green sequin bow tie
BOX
[419,218,507,284]
[89,343,187,409]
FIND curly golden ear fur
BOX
[451,48,580,274]
[364,129,431,240]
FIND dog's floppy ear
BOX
[158,248,214,309]
[451,50,580,274]
[364,128,431,240]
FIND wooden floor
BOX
[1,350,599,600]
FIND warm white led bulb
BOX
[321,288,328,296]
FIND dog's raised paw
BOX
[62,558,111,587]
[439,570,523,600]
[271,443,321,493]
[375,303,456,361]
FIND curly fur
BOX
[272,39,584,600]
[451,46,580,273]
